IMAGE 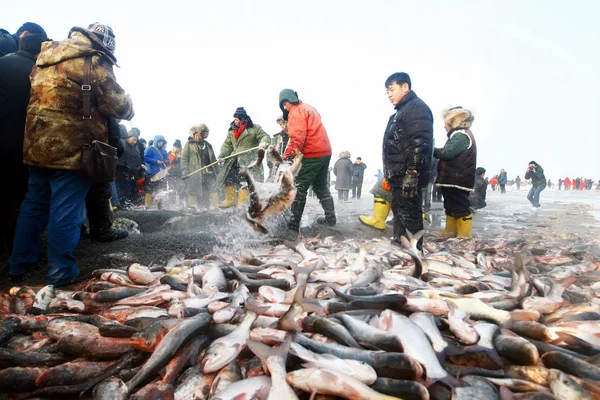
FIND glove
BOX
[218,158,225,166]
[381,178,391,191]
[402,170,419,199]
[262,142,270,149]
[181,170,188,177]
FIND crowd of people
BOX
[1,21,597,286]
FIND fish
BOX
[379,310,461,387]
[127,264,159,286]
[29,285,55,314]
[452,375,500,400]
[338,314,404,352]
[369,378,430,400]
[289,342,377,385]
[35,360,112,387]
[209,361,243,399]
[286,368,401,399]
[246,339,298,400]
[202,311,257,373]
[548,369,595,400]
[127,314,211,392]
[210,375,271,400]
[447,301,480,345]
[92,377,129,400]
[493,329,540,366]
[0,367,47,393]
[541,351,600,381]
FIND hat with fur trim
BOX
[443,106,474,129]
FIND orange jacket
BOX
[283,101,332,159]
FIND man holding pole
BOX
[216,107,271,208]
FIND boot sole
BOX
[358,217,385,230]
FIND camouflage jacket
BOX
[23,28,134,170]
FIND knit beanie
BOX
[475,167,486,175]
[128,127,141,138]
[87,23,116,52]
[279,89,299,112]
[173,139,182,149]
[233,107,249,120]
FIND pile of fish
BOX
[1,230,600,400]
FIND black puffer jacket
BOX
[0,50,36,163]
[382,91,434,187]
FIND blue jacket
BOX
[144,135,168,176]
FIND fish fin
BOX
[308,391,318,400]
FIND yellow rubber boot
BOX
[187,195,197,206]
[209,192,220,209]
[436,215,457,236]
[237,188,249,206]
[218,186,237,208]
[144,193,153,207]
[456,215,473,238]
[358,198,391,230]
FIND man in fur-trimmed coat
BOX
[434,106,477,238]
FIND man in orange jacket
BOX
[278,88,335,237]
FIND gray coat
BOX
[334,157,353,190]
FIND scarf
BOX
[233,123,247,141]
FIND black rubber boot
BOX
[92,227,129,242]
[87,182,128,243]
[315,197,336,226]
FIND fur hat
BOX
[443,106,474,129]
[190,124,209,138]
[87,23,116,52]
[339,151,351,158]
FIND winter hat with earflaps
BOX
[279,89,299,112]
[87,23,116,53]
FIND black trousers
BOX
[351,178,363,199]
[85,181,112,234]
[0,161,28,256]
[441,187,471,218]
[391,187,423,250]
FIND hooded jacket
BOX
[144,135,168,176]
[434,128,477,191]
[22,29,134,170]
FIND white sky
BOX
[6,0,600,181]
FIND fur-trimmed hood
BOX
[443,107,474,130]
[339,151,351,159]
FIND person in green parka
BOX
[216,107,271,208]
[181,124,219,209]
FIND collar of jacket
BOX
[14,50,36,61]
[394,90,417,110]
[446,127,466,138]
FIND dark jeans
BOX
[441,187,471,218]
[289,156,333,231]
[351,179,363,199]
[10,167,92,284]
[391,186,423,249]
[116,177,138,206]
[527,185,546,207]
[500,184,506,194]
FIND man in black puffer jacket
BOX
[382,72,433,250]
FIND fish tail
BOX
[289,259,318,278]
[247,338,291,363]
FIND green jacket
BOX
[217,124,270,185]
[181,139,218,195]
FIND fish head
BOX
[202,342,239,373]
[285,368,322,392]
